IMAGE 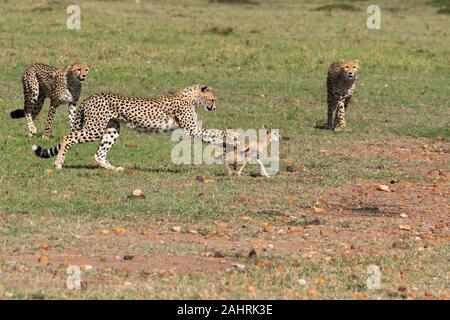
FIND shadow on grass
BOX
[347,204,400,217]
[314,3,358,12]
[313,121,330,130]
[207,26,234,36]
[428,0,450,14]
[63,164,187,174]
[64,165,99,170]
[209,0,259,5]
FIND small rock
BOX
[285,165,295,172]
[399,224,411,231]
[123,255,134,261]
[263,222,272,232]
[80,264,93,271]
[307,288,320,298]
[39,242,52,251]
[398,286,407,292]
[400,213,408,218]
[377,185,390,192]
[80,280,88,290]
[214,250,225,258]
[298,279,307,286]
[171,226,182,232]
[392,242,409,249]
[131,188,145,198]
[313,207,326,214]
[37,255,49,266]
[248,248,257,259]
[226,263,246,272]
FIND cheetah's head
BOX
[342,60,360,81]
[181,84,216,111]
[68,62,90,83]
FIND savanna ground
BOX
[0,0,449,300]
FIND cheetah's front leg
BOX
[42,102,58,139]
[68,102,80,132]
[334,97,346,131]
[327,94,336,130]
[25,113,38,137]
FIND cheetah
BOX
[32,84,236,172]
[217,128,280,177]
[326,60,360,131]
[10,62,90,138]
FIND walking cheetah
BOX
[326,60,360,131]
[32,84,236,172]
[10,62,90,138]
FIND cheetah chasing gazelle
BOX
[32,84,236,172]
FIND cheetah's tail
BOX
[10,109,25,118]
[32,144,60,159]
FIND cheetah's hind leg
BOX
[23,76,41,137]
[94,120,124,172]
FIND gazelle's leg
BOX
[257,159,270,178]
[237,159,249,176]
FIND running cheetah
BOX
[10,62,90,138]
[326,60,360,131]
[32,84,236,172]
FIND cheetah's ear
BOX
[201,85,211,92]
[355,60,360,68]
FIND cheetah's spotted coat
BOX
[326,60,360,131]
[10,62,90,138]
[32,84,233,172]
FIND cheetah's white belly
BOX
[125,118,179,133]
[60,89,74,103]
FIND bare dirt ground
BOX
[1,137,449,299]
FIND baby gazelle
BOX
[218,128,280,177]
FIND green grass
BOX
[0,0,449,299]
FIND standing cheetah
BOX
[10,62,90,138]
[32,84,236,172]
[326,60,360,131]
